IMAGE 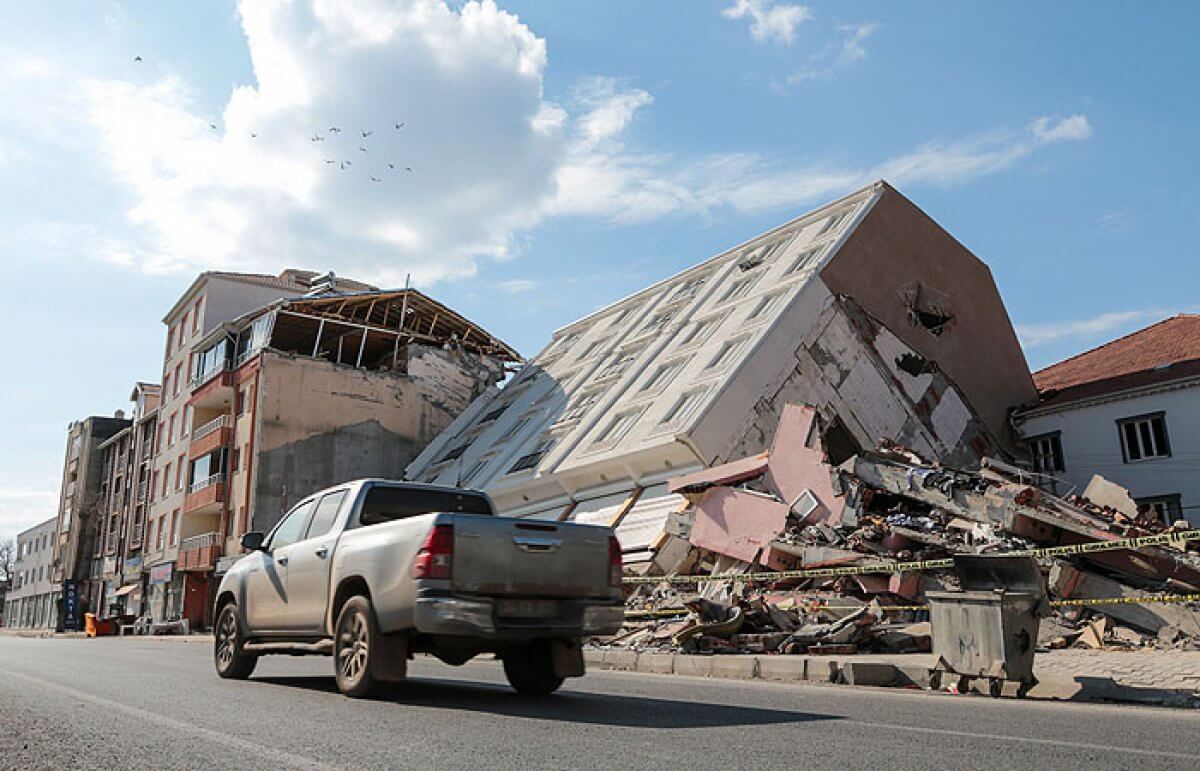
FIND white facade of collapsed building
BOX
[406,181,1038,568]
[5,518,59,629]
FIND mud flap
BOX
[371,632,409,683]
[551,639,585,678]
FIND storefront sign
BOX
[62,579,80,631]
[124,556,142,574]
[149,562,174,586]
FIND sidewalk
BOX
[0,628,213,643]
[585,648,1200,708]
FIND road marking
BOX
[839,719,1200,761]
[0,667,334,770]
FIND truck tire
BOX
[503,641,564,697]
[334,595,381,698]
[214,603,258,680]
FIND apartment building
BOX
[1016,314,1200,525]
[175,286,518,628]
[405,181,1038,568]
[50,414,129,629]
[5,518,58,629]
[141,269,376,625]
[91,382,160,617]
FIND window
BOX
[661,389,708,427]
[597,348,642,380]
[508,438,554,474]
[478,405,506,424]
[1136,494,1183,524]
[176,454,186,490]
[594,409,642,448]
[559,391,600,423]
[1027,432,1064,474]
[180,311,190,340]
[673,273,709,300]
[642,360,686,393]
[499,416,532,443]
[359,486,492,526]
[460,456,492,486]
[173,364,182,396]
[182,406,191,438]
[720,275,757,304]
[681,315,723,347]
[270,499,317,550]
[170,510,179,546]
[156,516,165,549]
[305,490,349,539]
[786,246,823,274]
[578,339,605,360]
[167,413,176,447]
[708,337,748,371]
[166,326,174,356]
[192,300,202,333]
[439,443,469,463]
[818,206,854,236]
[749,292,786,321]
[162,372,171,401]
[1118,413,1170,462]
[160,468,169,498]
[230,447,240,472]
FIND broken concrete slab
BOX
[1082,475,1140,520]
[688,487,791,566]
[762,404,843,526]
[668,453,770,495]
[1049,563,1200,636]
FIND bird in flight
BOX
[387,163,395,170]
[370,176,381,183]
[361,129,373,137]
[405,167,413,172]
[311,134,324,142]
[324,159,336,164]
[329,126,341,133]
[133,56,143,63]
[340,160,352,170]
[250,132,258,138]
[358,146,368,153]
[394,123,405,130]
[209,123,218,130]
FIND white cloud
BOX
[1031,114,1093,144]
[10,0,569,287]
[551,104,1095,222]
[498,278,537,293]
[1016,309,1169,348]
[787,21,879,84]
[722,0,811,46]
[0,487,57,542]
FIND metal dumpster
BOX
[927,554,1050,698]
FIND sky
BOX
[1,0,1197,540]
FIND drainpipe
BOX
[241,367,261,543]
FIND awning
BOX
[112,584,139,597]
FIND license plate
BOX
[496,599,558,618]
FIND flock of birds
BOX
[133,55,414,182]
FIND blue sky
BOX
[1,0,1197,539]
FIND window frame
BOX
[1117,412,1171,463]
[268,498,319,551]
[1135,494,1182,524]
[1026,431,1064,474]
[303,489,349,540]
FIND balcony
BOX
[184,472,226,514]
[189,415,232,459]
[178,530,222,571]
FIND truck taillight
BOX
[609,535,623,587]
[412,524,454,580]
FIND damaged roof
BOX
[1032,314,1200,406]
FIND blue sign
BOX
[62,579,80,631]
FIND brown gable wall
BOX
[819,184,1037,453]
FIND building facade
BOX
[50,414,130,628]
[405,181,1037,569]
[141,269,375,625]
[181,287,518,628]
[91,383,160,617]
[1016,314,1200,526]
[6,518,59,629]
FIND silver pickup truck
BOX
[212,479,624,697]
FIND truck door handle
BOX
[276,556,289,566]
[314,547,329,559]
[513,536,562,552]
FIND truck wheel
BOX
[334,595,380,698]
[503,641,564,697]
[214,603,258,680]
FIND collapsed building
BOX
[611,404,1200,656]
[405,180,1039,573]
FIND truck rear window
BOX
[359,486,494,526]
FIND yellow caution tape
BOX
[621,528,1200,586]
[622,593,1200,619]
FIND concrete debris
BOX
[597,402,1200,657]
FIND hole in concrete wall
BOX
[822,417,862,466]
[901,283,955,337]
[895,352,937,377]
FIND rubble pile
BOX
[601,404,1200,657]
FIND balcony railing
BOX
[179,530,223,571]
[180,531,221,552]
[193,415,231,441]
[190,360,230,390]
[188,472,226,494]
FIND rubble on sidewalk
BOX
[597,403,1200,657]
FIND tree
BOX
[0,536,14,584]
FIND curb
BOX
[585,650,1200,708]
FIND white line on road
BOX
[0,667,335,770]
[840,718,1199,761]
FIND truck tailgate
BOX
[451,517,612,598]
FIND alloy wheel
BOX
[337,610,369,682]
[216,610,237,668]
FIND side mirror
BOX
[240,532,266,552]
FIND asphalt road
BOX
[2,636,1199,770]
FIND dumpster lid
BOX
[952,554,1047,599]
